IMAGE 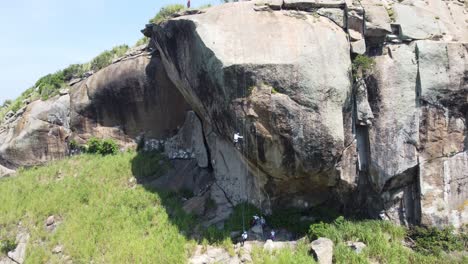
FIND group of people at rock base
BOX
[240,214,276,246]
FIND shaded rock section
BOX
[149,1,352,210]
[70,47,191,144]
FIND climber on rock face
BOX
[187,0,191,9]
[233,132,244,150]
[233,133,244,144]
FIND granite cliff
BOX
[1,0,466,229]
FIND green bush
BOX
[90,45,129,72]
[410,226,466,256]
[100,139,119,155]
[134,37,150,47]
[307,217,462,263]
[352,54,375,76]
[0,238,16,254]
[150,4,186,24]
[86,138,119,156]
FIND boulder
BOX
[351,39,366,55]
[189,246,239,264]
[0,257,15,264]
[151,1,352,210]
[310,237,333,264]
[7,231,29,264]
[250,224,263,235]
[0,164,15,178]
[346,241,367,253]
[361,0,392,37]
[52,245,63,254]
[0,95,71,169]
[46,215,55,226]
[263,239,297,252]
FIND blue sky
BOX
[0,0,218,103]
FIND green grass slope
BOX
[0,152,466,263]
[0,153,195,264]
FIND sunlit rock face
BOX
[147,1,467,228]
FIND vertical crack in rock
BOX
[195,112,214,171]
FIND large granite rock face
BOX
[393,1,468,42]
[416,41,467,228]
[0,0,467,230]
[146,1,467,228]
[70,50,190,143]
[151,1,352,209]
[363,40,467,227]
[0,47,191,170]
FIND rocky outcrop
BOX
[145,0,467,228]
[0,0,466,230]
[150,1,352,210]
[0,95,70,168]
[0,46,191,170]
[70,46,190,144]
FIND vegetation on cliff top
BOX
[0,44,130,122]
[0,2,216,123]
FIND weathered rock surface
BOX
[362,39,467,227]
[0,0,467,231]
[0,95,71,168]
[70,51,190,143]
[7,231,29,264]
[164,111,209,168]
[0,47,191,171]
[151,1,352,210]
[0,164,15,178]
[393,1,468,42]
[310,237,333,264]
[346,241,367,254]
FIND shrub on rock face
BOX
[352,54,375,76]
[86,138,119,156]
[410,226,467,256]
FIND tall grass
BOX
[309,217,464,264]
[0,153,193,263]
